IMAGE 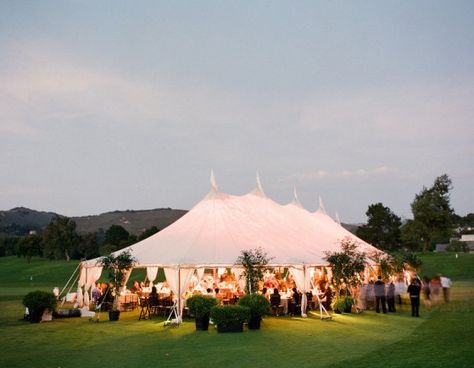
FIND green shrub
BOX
[237,293,270,318]
[23,290,58,322]
[331,295,354,313]
[210,305,250,326]
[186,295,218,317]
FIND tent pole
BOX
[302,264,307,318]
[178,265,181,322]
[60,262,81,298]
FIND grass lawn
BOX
[0,253,473,367]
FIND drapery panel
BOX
[232,267,246,291]
[289,266,311,317]
[146,267,159,285]
[164,267,196,320]
[77,267,87,307]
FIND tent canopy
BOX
[82,175,379,269]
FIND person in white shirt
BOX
[440,275,452,303]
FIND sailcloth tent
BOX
[79,173,380,318]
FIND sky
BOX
[1,1,473,223]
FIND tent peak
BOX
[291,186,303,207]
[210,169,218,192]
[317,195,327,214]
[250,171,266,197]
[335,211,341,225]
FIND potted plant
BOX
[331,295,355,314]
[238,293,270,329]
[235,247,272,293]
[325,237,366,314]
[23,290,58,323]
[100,250,136,321]
[210,305,250,333]
[186,295,218,331]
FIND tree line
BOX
[356,174,474,253]
[0,219,159,263]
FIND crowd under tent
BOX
[78,173,381,320]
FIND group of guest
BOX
[90,282,115,310]
[357,276,404,313]
[420,274,452,307]
[355,273,452,318]
[261,285,331,316]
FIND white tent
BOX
[79,173,380,318]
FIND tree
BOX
[17,234,43,263]
[324,237,366,297]
[356,203,402,251]
[235,248,272,294]
[42,216,79,261]
[105,225,130,249]
[368,250,404,281]
[72,232,100,260]
[137,226,160,241]
[407,174,455,251]
[100,250,136,312]
[0,237,20,257]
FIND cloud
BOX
[298,83,474,144]
[282,166,399,183]
[0,41,265,141]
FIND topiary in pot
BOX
[100,250,136,321]
[186,295,218,331]
[238,293,270,329]
[210,305,250,333]
[23,290,58,323]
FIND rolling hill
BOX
[0,207,187,235]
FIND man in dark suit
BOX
[407,278,421,317]
[374,276,387,313]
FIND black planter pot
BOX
[247,316,262,330]
[28,309,44,323]
[195,315,210,331]
[109,310,120,321]
[217,322,244,333]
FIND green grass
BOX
[0,254,473,367]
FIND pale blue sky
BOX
[1,1,473,222]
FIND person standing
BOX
[407,278,421,317]
[374,276,387,314]
[366,280,375,310]
[395,276,407,305]
[387,280,396,312]
[422,276,432,309]
[440,275,452,303]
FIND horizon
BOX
[1,1,473,223]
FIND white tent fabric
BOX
[83,183,377,269]
[77,267,87,307]
[83,266,102,306]
[232,267,246,291]
[146,267,159,284]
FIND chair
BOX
[148,295,160,317]
[288,292,301,316]
[306,292,315,311]
[138,297,150,320]
[161,298,174,317]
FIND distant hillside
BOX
[0,206,358,237]
[0,207,187,236]
[342,223,361,235]
[0,207,57,235]
[72,208,187,235]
